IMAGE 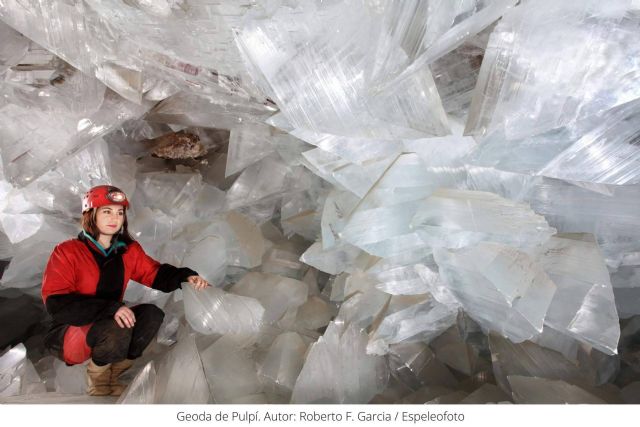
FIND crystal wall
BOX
[1,0,640,404]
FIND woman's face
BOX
[95,204,125,237]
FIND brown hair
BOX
[81,208,134,245]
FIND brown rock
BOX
[150,130,207,159]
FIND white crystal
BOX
[538,234,620,355]
[274,123,403,165]
[53,359,86,395]
[434,242,557,342]
[1,217,77,288]
[154,334,210,404]
[226,123,276,177]
[321,189,360,249]
[224,211,267,269]
[135,170,203,217]
[538,103,640,185]
[147,91,276,131]
[291,322,388,404]
[489,333,597,394]
[230,272,308,325]
[0,0,264,103]
[258,332,307,397]
[280,190,323,241]
[369,262,431,296]
[302,148,397,198]
[611,266,640,319]
[123,282,171,309]
[527,179,640,267]
[0,21,29,73]
[200,336,261,404]
[368,295,458,355]
[336,289,391,332]
[387,341,458,391]
[0,214,45,245]
[0,343,26,397]
[117,361,156,404]
[411,189,556,249]
[430,326,483,376]
[238,0,449,138]
[466,0,640,140]
[261,244,308,280]
[14,137,136,218]
[0,87,145,187]
[225,155,291,210]
[373,0,518,89]
[299,242,362,275]
[295,296,333,331]
[181,236,227,286]
[182,285,264,341]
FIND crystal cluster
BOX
[1,0,639,405]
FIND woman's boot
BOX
[86,360,112,396]
[110,359,134,396]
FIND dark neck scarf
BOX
[78,232,127,301]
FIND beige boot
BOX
[86,360,112,396]
[109,359,134,396]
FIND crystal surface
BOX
[434,242,557,342]
[225,155,292,210]
[370,263,433,296]
[52,359,86,395]
[430,326,483,376]
[200,336,261,404]
[300,242,362,276]
[368,296,458,355]
[0,0,266,104]
[181,236,227,286]
[466,0,640,140]
[411,189,556,249]
[537,234,620,355]
[295,296,333,331]
[136,170,203,217]
[238,1,451,138]
[387,342,459,391]
[291,322,388,404]
[154,334,210,404]
[22,138,137,218]
[117,361,157,404]
[1,217,77,288]
[230,272,308,325]
[0,343,27,397]
[182,285,264,342]
[0,20,29,74]
[0,78,145,186]
[527,179,640,267]
[336,289,390,333]
[226,123,277,177]
[0,0,637,406]
[258,332,307,397]
[489,333,597,394]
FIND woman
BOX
[41,185,210,396]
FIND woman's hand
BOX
[187,275,210,291]
[114,306,136,328]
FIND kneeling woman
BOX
[41,185,209,396]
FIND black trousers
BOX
[86,304,164,365]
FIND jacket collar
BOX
[78,231,127,257]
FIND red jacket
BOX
[41,234,196,364]
[42,239,161,304]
